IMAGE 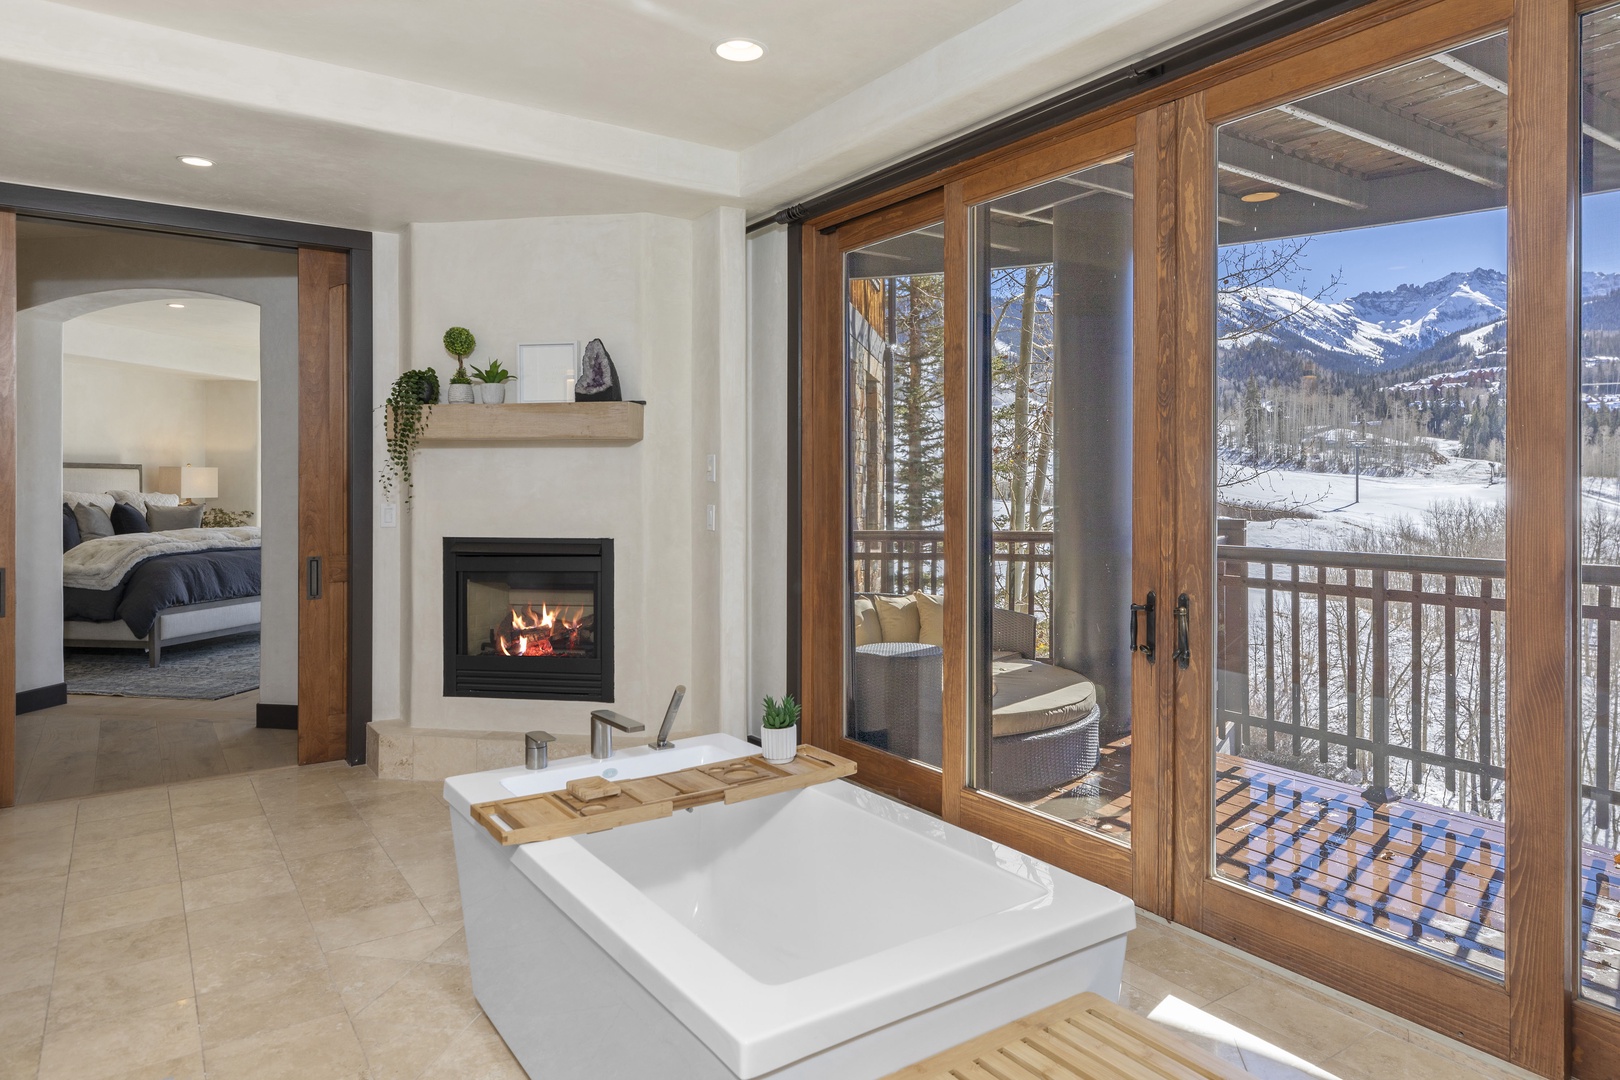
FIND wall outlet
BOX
[706,454,717,483]
[706,504,716,531]
[381,503,398,528]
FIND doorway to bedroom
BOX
[13,219,298,803]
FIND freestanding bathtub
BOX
[444,733,1134,1079]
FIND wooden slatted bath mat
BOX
[883,992,1248,1080]
[469,744,856,845]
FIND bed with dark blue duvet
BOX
[62,527,263,663]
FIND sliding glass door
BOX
[969,157,1139,844]
[1210,33,1511,978]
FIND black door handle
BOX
[1173,593,1191,670]
[1129,591,1156,662]
[307,556,322,600]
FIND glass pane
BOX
[969,156,1134,840]
[1581,1,1620,1011]
[846,224,947,764]
[1213,34,1508,980]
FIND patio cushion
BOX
[853,597,882,646]
[914,591,944,646]
[991,659,1097,738]
[874,593,921,643]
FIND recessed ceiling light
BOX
[1241,190,1281,203]
[177,156,214,168]
[715,39,764,62]
[167,302,186,309]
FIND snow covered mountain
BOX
[1219,268,1620,370]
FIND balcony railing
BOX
[850,522,1620,840]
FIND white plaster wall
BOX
[16,229,297,702]
[746,226,791,738]
[372,231,405,723]
[403,213,702,737]
[689,208,752,738]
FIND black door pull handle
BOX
[1173,593,1191,670]
[307,557,322,600]
[1129,592,1156,662]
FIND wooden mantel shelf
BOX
[414,401,643,447]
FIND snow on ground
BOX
[1221,444,1504,549]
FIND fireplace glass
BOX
[463,573,597,659]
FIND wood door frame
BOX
[800,188,949,817]
[0,182,375,783]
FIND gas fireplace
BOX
[443,538,614,700]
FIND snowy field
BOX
[1220,440,1505,549]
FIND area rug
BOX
[64,632,260,700]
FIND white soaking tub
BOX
[444,733,1134,1080]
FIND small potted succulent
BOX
[471,358,513,404]
[444,327,477,403]
[760,694,801,764]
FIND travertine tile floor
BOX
[14,692,295,805]
[0,762,1539,1080]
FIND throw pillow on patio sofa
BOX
[854,597,882,646]
[914,591,944,647]
[874,593,921,643]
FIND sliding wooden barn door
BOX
[0,212,15,806]
[297,248,349,765]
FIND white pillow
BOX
[106,490,181,514]
[62,490,114,513]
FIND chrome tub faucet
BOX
[589,710,644,760]
[525,730,554,770]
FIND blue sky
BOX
[1236,190,1620,297]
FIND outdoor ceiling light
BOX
[1241,190,1281,203]
[715,39,764,62]
[178,156,214,168]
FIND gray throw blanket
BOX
[63,528,261,592]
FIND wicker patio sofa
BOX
[851,593,1101,798]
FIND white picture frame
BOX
[515,342,579,403]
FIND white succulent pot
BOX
[480,381,507,404]
[761,724,798,765]
[447,382,475,404]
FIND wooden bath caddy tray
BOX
[469,745,856,846]
[883,991,1247,1080]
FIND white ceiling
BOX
[65,298,260,381]
[51,0,1022,150]
[0,0,1266,229]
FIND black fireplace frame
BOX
[443,537,614,701]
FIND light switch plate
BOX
[706,454,717,482]
[706,504,716,531]
[381,503,398,528]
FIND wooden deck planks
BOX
[1074,742,1620,1005]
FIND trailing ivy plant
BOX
[443,326,476,382]
[384,369,440,501]
[761,694,801,729]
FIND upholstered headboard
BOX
[63,461,143,495]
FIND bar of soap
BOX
[566,776,621,802]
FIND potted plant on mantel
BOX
[760,694,801,764]
[383,368,438,501]
[444,326,477,403]
[471,358,513,404]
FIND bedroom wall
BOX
[15,227,297,704]
[60,355,209,484]
[204,380,261,517]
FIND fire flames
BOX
[494,603,592,658]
